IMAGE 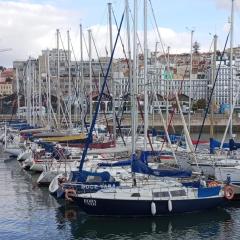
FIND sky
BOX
[0,0,240,67]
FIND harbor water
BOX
[1,146,240,240]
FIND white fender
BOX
[168,199,172,212]
[151,202,156,216]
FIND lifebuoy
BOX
[208,181,220,187]
[65,209,77,220]
[65,189,76,202]
[224,185,235,200]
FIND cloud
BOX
[0,1,211,67]
[212,0,240,10]
[0,1,80,67]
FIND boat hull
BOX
[73,196,225,216]
[37,171,63,186]
[4,148,23,157]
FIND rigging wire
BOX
[195,32,230,151]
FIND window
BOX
[170,190,186,197]
[152,192,169,198]
[131,193,140,197]
[86,176,102,183]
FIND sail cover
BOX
[131,159,192,178]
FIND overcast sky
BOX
[0,0,240,67]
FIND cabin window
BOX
[131,193,140,197]
[170,190,186,197]
[152,192,169,198]
[86,176,102,183]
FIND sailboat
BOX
[60,0,229,216]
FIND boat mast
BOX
[26,58,31,125]
[67,30,72,128]
[108,2,116,141]
[38,59,42,125]
[144,0,148,152]
[125,0,136,184]
[47,50,52,127]
[57,29,61,128]
[210,34,217,138]
[16,66,20,118]
[188,29,194,134]
[32,63,36,126]
[133,0,137,149]
[88,29,93,125]
[80,24,85,130]
[166,46,170,125]
[229,0,234,138]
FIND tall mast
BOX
[144,0,148,152]
[80,24,85,129]
[32,63,36,126]
[57,29,61,128]
[67,30,72,128]
[229,0,234,138]
[210,34,217,138]
[188,29,194,134]
[26,58,31,125]
[166,46,170,125]
[16,67,20,118]
[38,59,42,125]
[125,0,135,185]
[108,2,116,141]
[133,0,138,142]
[88,29,93,125]
[47,50,51,127]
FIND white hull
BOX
[37,170,63,185]
[30,162,45,172]
[191,158,240,178]
[215,166,240,183]
[17,150,31,161]
[4,148,23,157]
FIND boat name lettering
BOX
[84,199,96,206]
[80,184,116,190]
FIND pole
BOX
[229,0,234,138]
[16,67,20,118]
[108,2,116,141]
[210,35,217,138]
[38,60,42,125]
[166,46,170,125]
[57,29,61,128]
[144,0,148,151]
[133,0,138,146]
[88,29,93,125]
[67,30,72,128]
[47,50,51,127]
[80,24,85,130]
[188,29,194,134]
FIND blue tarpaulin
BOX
[70,170,112,182]
[131,159,192,178]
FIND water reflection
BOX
[56,205,232,240]
[1,146,240,240]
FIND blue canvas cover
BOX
[210,138,240,153]
[70,170,112,182]
[97,159,131,167]
[229,139,240,151]
[210,138,229,154]
[131,159,192,178]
